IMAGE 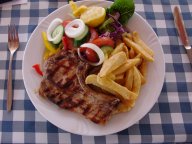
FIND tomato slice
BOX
[79,47,99,63]
[88,27,99,42]
[62,20,72,28]
[92,37,114,48]
[85,48,99,62]
[62,35,74,50]
[62,36,68,50]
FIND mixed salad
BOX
[32,0,135,73]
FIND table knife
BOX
[173,6,192,64]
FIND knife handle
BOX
[174,6,190,46]
[186,49,192,64]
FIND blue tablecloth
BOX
[0,0,192,143]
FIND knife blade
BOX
[173,6,192,64]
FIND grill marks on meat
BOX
[39,50,120,124]
[44,50,78,89]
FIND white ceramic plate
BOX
[22,0,165,136]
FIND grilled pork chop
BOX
[39,50,120,124]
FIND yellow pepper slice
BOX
[43,50,51,61]
[42,32,57,53]
[69,1,78,12]
[73,5,88,17]
[43,43,63,61]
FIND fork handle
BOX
[7,54,13,112]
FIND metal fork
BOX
[7,25,19,112]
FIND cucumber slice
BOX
[51,25,64,44]
[74,25,90,47]
[74,32,90,47]
[101,46,113,56]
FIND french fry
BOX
[125,68,134,91]
[123,37,154,62]
[122,32,133,40]
[115,74,125,85]
[135,53,141,59]
[112,58,141,75]
[137,69,146,85]
[99,51,127,77]
[111,43,124,56]
[129,48,135,59]
[97,76,137,100]
[139,60,147,78]
[108,73,116,81]
[132,31,154,56]
[117,99,135,112]
[135,54,142,66]
[123,45,129,59]
[115,74,124,80]
[85,74,118,96]
[117,67,142,110]
[132,67,141,96]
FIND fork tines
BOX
[8,25,19,44]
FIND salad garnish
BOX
[32,64,43,76]
[107,0,135,24]
[65,19,86,38]
[47,18,63,44]
[77,43,105,66]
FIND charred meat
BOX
[39,50,120,124]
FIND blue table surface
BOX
[0,0,192,143]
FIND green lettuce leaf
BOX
[107,0,135,25]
